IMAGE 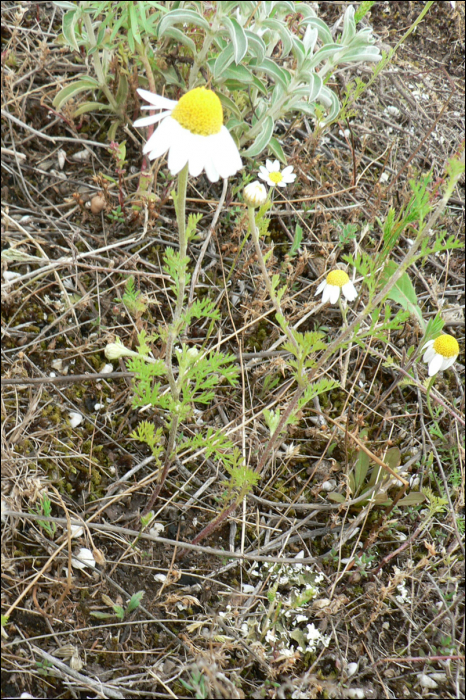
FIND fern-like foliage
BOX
[163,247,191,295]
[179,296,221,330]
[119,275,147,315]
[130,422,164,461]
[180,427,236,465]
[186,212,203,241]
[180,350,239,406]
[126,355,166,408]
[222,448,261,502]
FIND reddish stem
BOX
[176,501,237,560]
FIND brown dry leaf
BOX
[423,540,437,557]
[163,592,201,610]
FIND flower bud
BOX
[104,340,137,361]
[244,181,267,208]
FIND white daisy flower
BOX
[133,87,242,182]
[258,159,296,188]
[243,180,267,208]
[422,334,459,376]
[315,270,357,305]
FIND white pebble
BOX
[69,412,83,428]
[3,271,21,281]
[69,525,84,539]
[70,148,91,163]
[71,547,96,570]
[417,674,438,689]
[57,149,66,170]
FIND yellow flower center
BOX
[433,334,459,358]
[269,171,283,184]
[171,87,223,136]
[326,270,349,287]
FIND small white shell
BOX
[69,412,83,428]
[417,674,438,689]
[71,547,96,570]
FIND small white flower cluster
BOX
[247,551,330,656]
[395,579,411,605]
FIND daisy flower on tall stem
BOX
[133,84,243,316]
[133,85,243,515]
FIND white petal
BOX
[283,173,297,183]
[204,151,220,182]
[259,172,273,186]
[441,355,457,370]
[423,346,436,363]
[133,111,171,128]
[315,280,327,295]
[428,354,443,376]
[322,284,332,304]
[213,127,242,178]
[186,134,207,177]
[265,159,274,171]
[277,180,287,187]
[193,133,217,179]
[270,159,280,171]
[329,285,340,304]
[137,88,177,109]
[167,127,191,175]
[143,116,176,157]
[281,165,294,175]
[342,281,357,301]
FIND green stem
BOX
[247,205,300,357]
[165,163,189,395]
[338,296,348,327]
[136,40,158,193]
[142,164,189,516]
[425,375,437,422]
